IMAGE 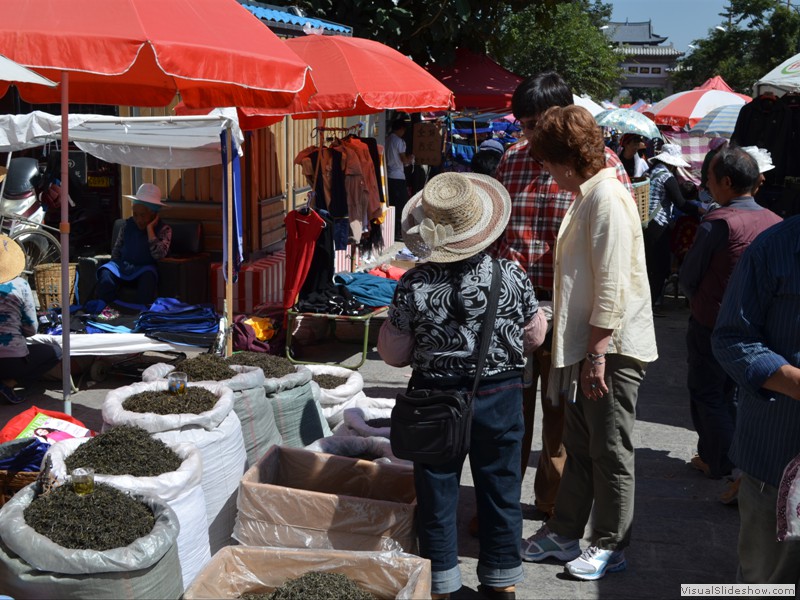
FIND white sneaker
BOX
[565,546,626,581]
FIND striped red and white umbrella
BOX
[644,89,751,128]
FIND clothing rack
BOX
[311,123,363,138]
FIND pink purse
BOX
[777,452,800,542]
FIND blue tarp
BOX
[242,4,351,34]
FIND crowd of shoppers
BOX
[381,69,798,598]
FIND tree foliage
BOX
[284,0,534,65]
[674,0,800,93]
[491,0,622,100]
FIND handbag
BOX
[777,452,800,542]
[390,259,501,465]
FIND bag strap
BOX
[469,258,501,401]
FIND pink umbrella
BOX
[644,88,751,128]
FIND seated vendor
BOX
[0,234,62,404]
[96,183,172,308]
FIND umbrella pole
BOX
[225,126,233,357]
[60,71,72,415]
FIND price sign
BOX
[412,122,443,167]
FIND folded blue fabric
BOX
[0,438,50,472]
[333,272,397,308]
[134,297,219,334]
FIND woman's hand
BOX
[581,357,608,401]
[146,214,159,237]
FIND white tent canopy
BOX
[754,53,800,97]
[573,94,604,116]
[0,109,244,169]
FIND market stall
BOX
[0,109,246,406]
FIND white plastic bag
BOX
[143,363,281,466]
[47,437,210,591]
[298,365,364,428]
[0,486,182,599]
[101,381,247,555]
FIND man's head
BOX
[707,146,760,205]
[511,72,573,144]
[391,117,409,135]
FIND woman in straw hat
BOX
[0,235,62,404]
[520,105,657,581]
[644,143,702,307]
[378,172,547,600]
[95,183,172,308]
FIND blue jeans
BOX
[413,376,525,595]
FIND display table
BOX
[285,307,388,370]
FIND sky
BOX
[608,0,732,54]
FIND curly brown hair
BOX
[530,105,606,178]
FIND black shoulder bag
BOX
[390,259,501,465]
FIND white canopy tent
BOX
[0,110,245,413]
[0,109,244,168]
[754,53,800,97]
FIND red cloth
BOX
[492,142,633,292]
[367,263,407,281]
[283,209,326,309]
[0,406,88,443]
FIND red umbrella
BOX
[0,0,314,109]
[0,0,317,411]
[260,34,455,119]
[644,88,751,128]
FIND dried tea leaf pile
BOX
[175,353,236,381]
[65,425,182,477]
[311,374,349,389]
[253,572,377,600]
[124,387,218,415]
[227,352,295,379]
[24,483,155,550]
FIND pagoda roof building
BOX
[603,19,684,92]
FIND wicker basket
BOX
[33,263,77,310]
[0,469,39,507]
[633,181,650,224]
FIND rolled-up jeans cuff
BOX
[477,563,524,589]
[431,565,462,595]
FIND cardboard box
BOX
[234,446,417,553]
[183,546,431,600]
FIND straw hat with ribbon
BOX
[401,172,510,263]
[0,234,26,284]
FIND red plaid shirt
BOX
[492,141,634,292]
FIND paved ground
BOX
[1,289,739,599]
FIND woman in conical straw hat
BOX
[95,183,172,309]
[0,235,62,404]
[378,171,548,599]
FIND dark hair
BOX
[511,71,573,120]
[391,118,409,132]
[710,146,760,195]
[530,105,605,177]
[470,150,502,176]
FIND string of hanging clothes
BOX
[293,125,386,254]
[283,126,388,311]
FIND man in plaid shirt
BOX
[491,72,634,520]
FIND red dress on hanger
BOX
[283,208,326,309]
